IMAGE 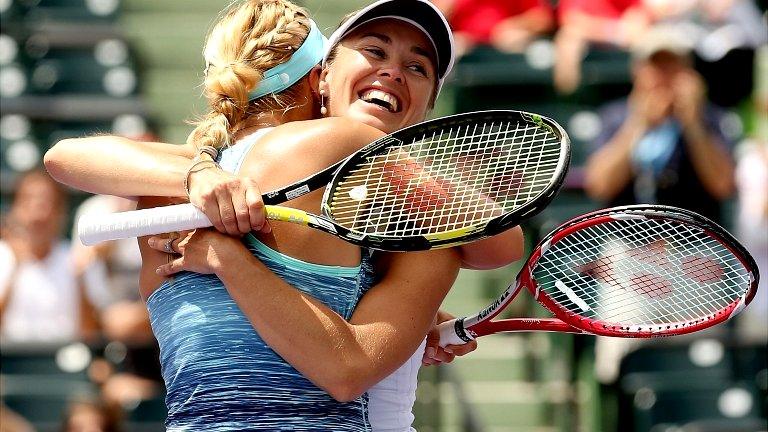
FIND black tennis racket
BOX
[438,205,759,343]
[79,110,571,251]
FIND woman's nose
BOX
[377,65,404,83]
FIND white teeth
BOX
[361,89,399,112]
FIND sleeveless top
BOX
[146,129,377,431]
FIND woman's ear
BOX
[317,65,331,96]
[308,65,323,97]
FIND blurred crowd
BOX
[1,170,163,431]
[435,0,766,94]
[1,0,766,431]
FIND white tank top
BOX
[367,339,426,431]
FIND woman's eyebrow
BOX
[411,46,433,62]
[360,32,391,44]
[360,32,434,65]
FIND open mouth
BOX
[359,89,401,113]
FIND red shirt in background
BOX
[557,0,643,21]
[448,0,554,44]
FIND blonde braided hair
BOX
[188,0,313,150]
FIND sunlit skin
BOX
[321,19,438,134]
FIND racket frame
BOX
[320,110,571,251]
[445,205,760,343]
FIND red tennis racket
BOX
[439,205,759,344]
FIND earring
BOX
[319,88,327,116]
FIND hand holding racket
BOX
[79,110,571,251]
[438,205,759,344]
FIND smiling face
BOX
[321,18,438,133]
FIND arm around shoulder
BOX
[458,226,524,270]
[181,235,462,402]
[44,136,196,197]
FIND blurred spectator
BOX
[583,25,736,223]
[643,0,768,106]
[61,398,122,432]
[0,403,34,432]
[71,196,147,343]
[553,0,652,94]
[734,45,768,343]
[644,0,766,60]
[0,170,109,343]
[71,195,162,408]
[734,141,768,342]
[433,0,555,56]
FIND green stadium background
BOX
[1,1,766,431]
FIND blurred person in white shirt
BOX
[70,194,162,407]
[0,169,108,343]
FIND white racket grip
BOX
[437,318,474,347]
[78,203,212,246]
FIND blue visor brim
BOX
[249,19,327,101]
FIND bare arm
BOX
[496,6,554,34]
[458,226,525,270]
[583,117,645,201]
[152,230,461,402]
[560,7,649,46]
[0,233,27,320]
[680,123,735,199]
[585,68,675,201]
[673,70,735,199]
[0,265,18,320]
[44,136,196,198]
[44,136,268,235]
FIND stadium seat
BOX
[2,375,98,430]
[629,382,764,432]
[26,52,137,97]
[124,393,167,423]
[451,44,559,116]
[680,417,768,432]
[0,0,23,24]
[0,62,31,98]
[15,0,121,23]
[619,339,735,376]
[613,338,768,432]
[732,343,768,418]
[576,47,632,105]
[1,342,93,376]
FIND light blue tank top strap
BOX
[217,128,270,174]
[146,129,377,430]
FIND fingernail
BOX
[426,347,436,358]
[148,238,155,247]
[443,348,453,354]
[155,268,162,274]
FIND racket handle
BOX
[437,318,475,347]
[78,203,212,246]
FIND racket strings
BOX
[533,217,750,328]
[570,220,745,323]
[575,221,743,322]
[329,120,563,236]
[572,221,743,323]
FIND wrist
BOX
[186,162,220,198]
[184,148,221,199]
[683,121,708,142]
[212,238,253,277]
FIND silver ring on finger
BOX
[164,238,175,254]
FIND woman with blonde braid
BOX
[46,0,524,429]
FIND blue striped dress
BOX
[146,130,376,430]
